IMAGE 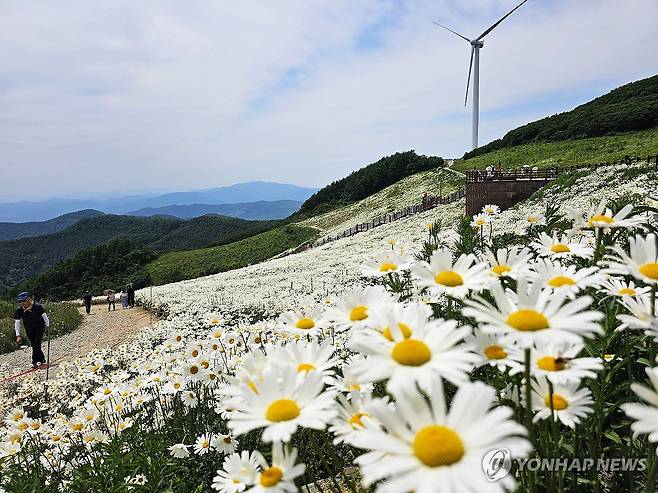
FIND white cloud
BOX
[0,0,656,200]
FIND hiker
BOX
[120,289,129,309]
[13,292,49,369]
[127,284,135,308]
[83,291,93,314]
[107,290,116,311]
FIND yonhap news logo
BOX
[481,448,647,481]
[482,448,512,481]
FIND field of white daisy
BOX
[1,161,658,493]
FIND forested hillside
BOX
[294,151,443,218]
[0,214,274,294]
[464,74,658,159]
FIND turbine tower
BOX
[433,0,528,150]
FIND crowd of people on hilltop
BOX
[82,284,135,314]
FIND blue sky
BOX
[0,0,656,201]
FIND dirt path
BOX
[0,305,154,380]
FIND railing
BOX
[286,188,466,255]
[467,154,658,182]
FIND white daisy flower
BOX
[463,278,603,347]
[518,340,602,384]
[481,246,532,283]
[228,366,337,442]
[531,378,593,428]
[276,339,338,383]
[605,234,658,285]
[212,451,260,493]
[249,442,305,493]
[482,203,501,216]
[411,249,489,299]
[622,367,658,449]
[168,443,190,458]
[617,294,658,335]
[325,286,395,328]
[367,302,433,342]
[277,306,330,336]
[361,251,414,277]
[351,381,531,493]
[327,357,375,395]
[529,258,601,297]
[470,212,491,227]
[525,212,546,226]
[194,433,214,455]
[349,316,480,394]
[531,232,593,259]
[599,277,651,298]
[465,330,523,372]
[211,434,239,455]
[329,391,378,445]
[570,199,646,230]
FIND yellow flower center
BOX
[260,466,284,487]
[295,318,315,330]
[266,399,300,422]
[537,356,567,372]
[391,339,431,366]
[639,262,658,280]
[379,262,398,272]
[382,322,413,341]
[588,214,614,226]
[484,345,507,360]
[434,271,464,287]
[223,436,233,444]
[618,287,637,296]
[413,425,465,467]
[476,219,486,226]
[350,305,368,321]
[506,310,549,332]
[349,412,368,428]
[548,276,576,288]
[545,393,568,411]
[72,423,83,432]
[191,350,199,357]
[528,216,539,223]
[297,363,316,373]
[551,243,571,254]
[190,366,199,375]
[348,384,361,391]
[491,265,512,276]
[18,422,28,431]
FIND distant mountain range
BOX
[0,209,104,241]
[0,181,317,222]
[127,200,301,220]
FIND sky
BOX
[1,0,657,201]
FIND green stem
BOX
[525,348,535,493]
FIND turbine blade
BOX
[430,21,471,43]
[475,0,528,41]
[464,46,474,107]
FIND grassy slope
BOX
[452,128,658,172]
[146,225,319,286]
[300,169,464,235]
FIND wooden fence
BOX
[467,154,658,182]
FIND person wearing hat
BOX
[13,292,49,368]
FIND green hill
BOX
[453,128,658,172]
[0,214,274,295]
[293,151,444,218]
[146,225,318,286]
[0,209,104,241]
[464,74,658,160]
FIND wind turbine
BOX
[433,0,528,150]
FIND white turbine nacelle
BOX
[432,1,528,150]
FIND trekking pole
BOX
[45,324,51,382]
